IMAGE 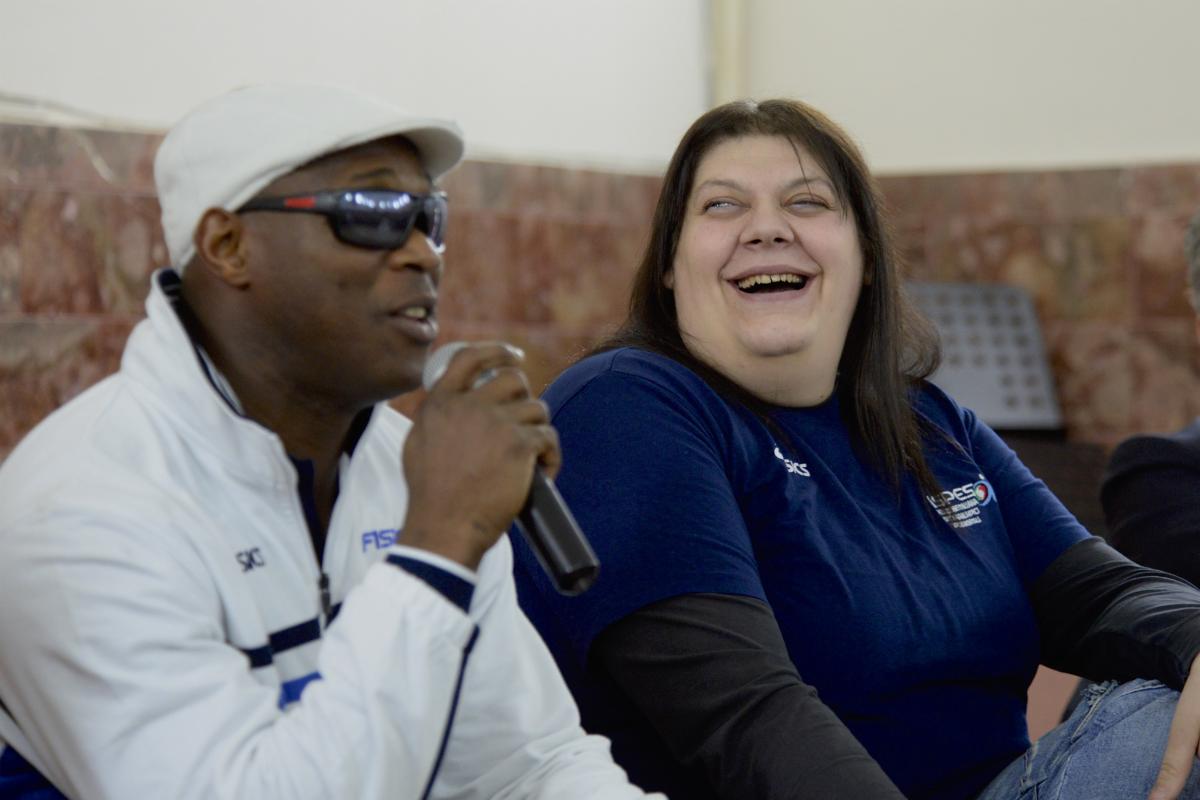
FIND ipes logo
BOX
[972,478,995,506]
[773,446,811,477]
[931,475,995,508]
[927,473,995,530]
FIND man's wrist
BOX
[389,545,480,584]
[399,516,488,571]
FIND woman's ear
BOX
[193,208,251,289]
[663,269,675,289]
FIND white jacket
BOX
[0,271,661,800]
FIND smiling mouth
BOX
[398,306,431,320]
[389,296,437,322]
[387,302,439,344]
[734,273,809,294]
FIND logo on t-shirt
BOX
[927,473,995,529]
[773,446,811,477]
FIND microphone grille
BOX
[421,341,468,391]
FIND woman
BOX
[510,98,1200,800]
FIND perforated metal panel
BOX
[907,282,1062,430]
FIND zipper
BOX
[318,571,332,623]
[288,455,333,627]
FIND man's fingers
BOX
[529,424,562,481]
[471,367,533,403]
[506,398,551,426]
[433,342,524,393]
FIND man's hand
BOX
[400,342,560,571]
[1149,652,1200,799]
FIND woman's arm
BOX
[949,398,1200,679]
[1030,537,1200,687]
[1031,538,1200,800]
[593,592,907,800]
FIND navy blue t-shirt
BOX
[512,348,1090,800]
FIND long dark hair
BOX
[597,98,943,496]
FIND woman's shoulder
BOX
[908,380,993,461]
[544,346,725,415]
[911,379,973,430]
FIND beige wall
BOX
[0,0,707,173]
[743,0,1200,173]
[7,1,1200,174]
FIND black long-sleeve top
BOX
[593,539,1200,799]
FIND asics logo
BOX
[773,446,811,477]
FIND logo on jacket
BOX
[362,528,400,552]
[773,446,811,477]
[926,474,995,530]
[237,547,266,572]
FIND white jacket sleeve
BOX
[0,502,663,800]
[422,537,665,800]
[0,504,478,800]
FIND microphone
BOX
[422,342,600,595]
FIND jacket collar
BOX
[120,269,377,488]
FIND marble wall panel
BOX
[891,220,928,277]
[1044,316,1200,447]
[1131,210,1197,319]
[880,169,1127,228]
[0,190,20,313]
[1124,165,1200,215]
[919,217,1137,323]
[11,188,164,315]
[440,210,644,330]
[3,119,1200,461]
[444,160,661,224]
[1005,169,1126,224]
[0,122,159,194]
[0,315,137,461]
[437,210,516,325]
[7,187,103,313]
[1043,321,1136,446]
[1128,320,1200,435]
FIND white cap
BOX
[154,83,464,269]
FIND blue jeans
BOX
[977,679,1200,799]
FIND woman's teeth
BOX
[736,273,808,292]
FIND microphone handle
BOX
[515,468,600,596]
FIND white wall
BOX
[745,0,1200,173]
[6,0,1200,175]
[0,0,707,173]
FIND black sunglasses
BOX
[239,189,448,252]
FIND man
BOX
[1101,210,1200,584]
[0,84,661,799]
